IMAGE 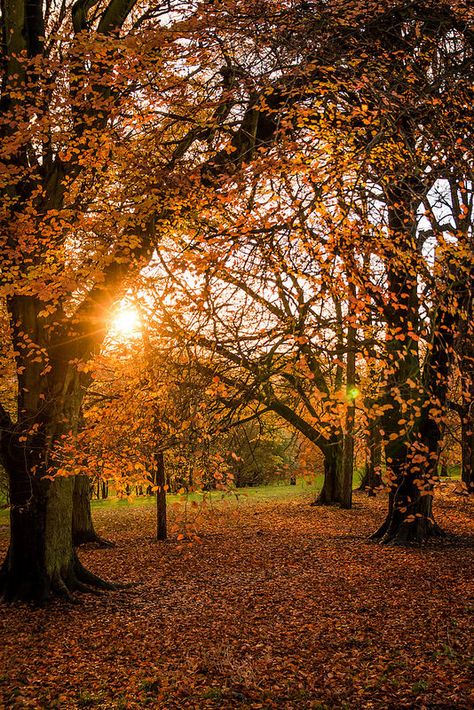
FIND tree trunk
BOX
[359,255,384,497]
[461,406,474,493]
[341,418,354,509]
[371,484,443,545]
[0,294,120,601]
[457,250,474,492]
[371,182,448,545]
[359,418,383,495]
[72,475,114,548]
[0,438,116,602]
[156,452,167,541]
[371,390,447,544]
[2,463,73,603]
[313,442,343,505]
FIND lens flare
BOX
[111,305,141,338]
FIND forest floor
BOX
[0,484,473,709]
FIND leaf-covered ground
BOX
[0,488,473,709]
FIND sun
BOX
[111,304,141,338]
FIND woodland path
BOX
[0,489,473,709]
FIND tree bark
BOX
[458,304,474,492]
[0,430,117,602]
[461,405,474,493]
[372,182,447,545]
[341,411,355,509]
[0,293,123,601]
[359,417,383,495]
[313,441,343,505]
[156,452,167,541]
[371,484,444,545]
[72,475,114,547]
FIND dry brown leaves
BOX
[0,489,473,709]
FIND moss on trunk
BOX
[72,475,114,548]
[1,474,116,603]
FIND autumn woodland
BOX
[0,0,473,707]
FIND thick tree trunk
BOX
[457,253,474,492]
[0,294,118,601]
[371,393,446,544]
[359,265,384,497]
[372,393,446,545]
[313,442,343,505]
[374,404,449,544]
[0,445,116,602]
[359,419,383,495]
[72,475,114,547]
[371,485,444,545]
[340,423,354,509]
[375,287,455,545]
[2,470,74,602]
[371,181,449,545]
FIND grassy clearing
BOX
[0,464,462,523]
[90,478,321,510]
[0,478,320,527]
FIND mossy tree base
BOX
[72,475,115,548]
[0,549,118,604]
[0,473,118,604]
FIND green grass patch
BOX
[0,464,462,525]
[0,478,320,524]
[90,478,321,511]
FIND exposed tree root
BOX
[74,554,135,590]
[94,536,115,549]
[73,580,104,596]
[47,557,123,602]
[51,574,79,604]
[370,517,390,541]
[0,548,131,603]
[73,554,120,591]
[73,531,115,549]
[311,489,341,506]
[371,515,446,546]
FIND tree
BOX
[145,0,473,540]
[0,0,293,600]
[0,0,164,601]
[321,1,474,542]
